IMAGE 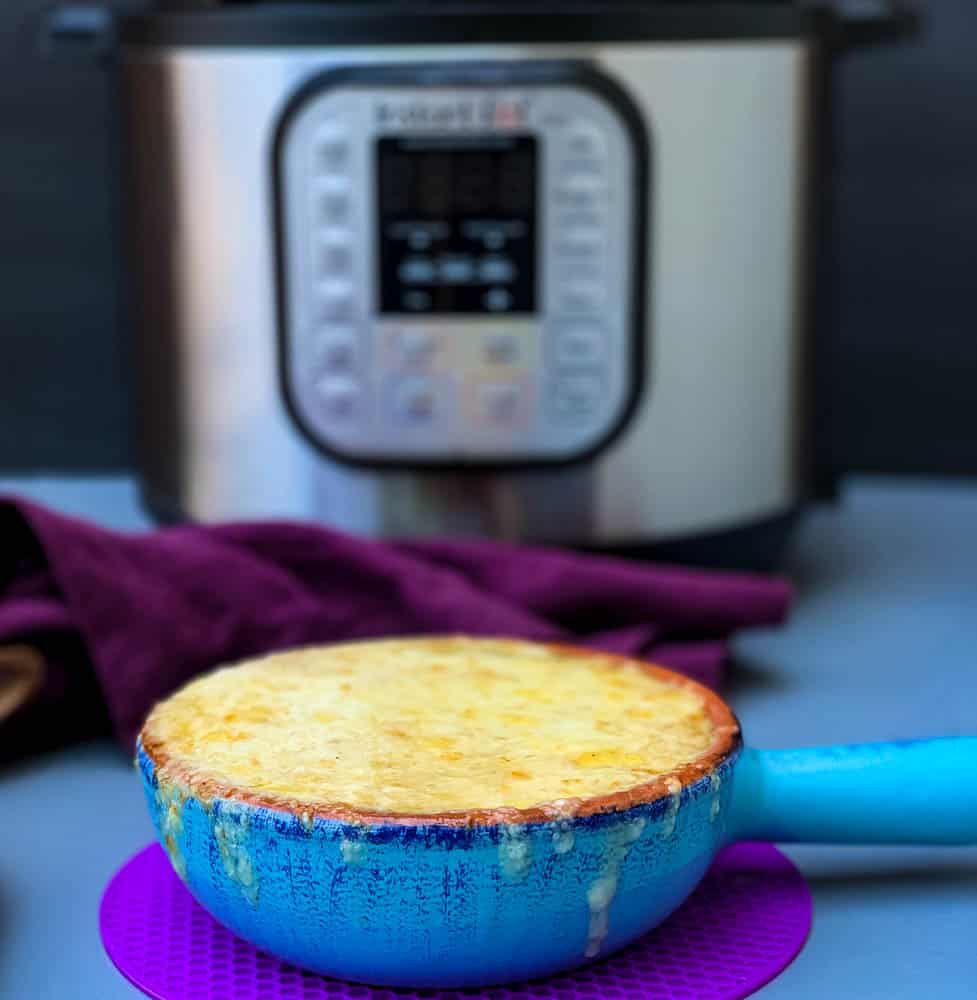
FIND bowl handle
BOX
[726,738,977,845]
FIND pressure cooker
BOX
[61,0,916,567]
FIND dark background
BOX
[1,0,974,476]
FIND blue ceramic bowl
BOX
[138,679,977,988]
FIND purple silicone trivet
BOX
[100,842,811,1000]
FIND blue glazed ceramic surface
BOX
[728,738,977,845]
[137,743,739,987]
[138,735,977,987]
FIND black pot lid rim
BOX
[121,2,834,47]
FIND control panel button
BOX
[559,209,603,231]
[554,178,607,212]
[554,189,604,212]
[556,226,604,257]
[478,380,525,426]
[392,375,442,425]
[565,123,606,160]
[483,332,521,366]
[314,280,356,321]
[317,240,352,276]
[315,124,349,172]
[559,279,604,314]
[318,189,349,226]
[396,328,439,368]
[313,326,358,373]
[560,156,605,181]
[555,246,604,281]
[540,111,570,129]
[555,323,605,366]
[555,254,605,286]
[550,373,604,420]
[316,375,360,421]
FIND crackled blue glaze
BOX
[138,744,738,987]
[138,735,977,987]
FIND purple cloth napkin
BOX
[0,497,792,752]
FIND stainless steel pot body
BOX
[123,20,817,546]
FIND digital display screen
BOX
[376,135,537,315]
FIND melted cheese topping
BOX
[143,637,716,814]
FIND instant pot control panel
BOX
[274,63,647,466]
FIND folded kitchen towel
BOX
[0,497,792,755]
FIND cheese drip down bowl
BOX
[136,637,977,988]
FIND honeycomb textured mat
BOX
[100,842,811,1000]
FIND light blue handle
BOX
[728,738,977,845]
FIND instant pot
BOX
[106,0,915,566]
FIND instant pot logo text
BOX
[375,97,530,130]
